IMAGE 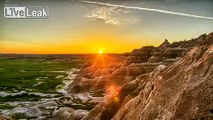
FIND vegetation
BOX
[0,55,86,103]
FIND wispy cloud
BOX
[86,6,138,25]
[86,7,121,25]
[83,0,213,20]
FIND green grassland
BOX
[0,55,90,118]
[0,56,84,93]
[0,54,89,94]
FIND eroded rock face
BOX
[82,33,213,120]
[53,107,88,120]
[67,35,201,95]
[159,39,170,48]
[0,115,14,120]
[59,33,213,120]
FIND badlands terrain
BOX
[54,33,213,120]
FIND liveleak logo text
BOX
[4,6,49,19]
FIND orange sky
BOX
[0,35,148,54]
[0,0,212,54]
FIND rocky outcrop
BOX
[159,39,170,48]
[82,33,213,120]
[68,35,200,95]
[54,32,213,120]
[0,115,13,120]
[53,107,88,120]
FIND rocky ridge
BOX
[55,33,213,120]
[68,33,209,94]
[82,33,213,120]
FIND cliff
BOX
[67,34,209,94]
[82,33,213,120]
[54,33,213,120]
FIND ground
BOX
[0,54,86,118]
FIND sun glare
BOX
[107,85,120,96]
[98,49,103,54]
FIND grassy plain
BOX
[0,54,87,102]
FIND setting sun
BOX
[98,49,104,54]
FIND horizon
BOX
[0,0,213,54]
[0,32,211,54]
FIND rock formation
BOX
[0,115,13,120]
[55,32,213,120]
[82,33,213,120]
[159,39,170,48]
[67,34,207,95]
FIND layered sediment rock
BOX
[57,33,213,120]
[0,115,13,120]
[53,107,88,120]
[68,34,206,94]
[82,33,213,120]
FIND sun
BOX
[98,49,104,54]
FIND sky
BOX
[0,0,213,54]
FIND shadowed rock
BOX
[68,36,196,94]
[81,32,213,120]
[159,39,170,48]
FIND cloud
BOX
[83,0,213,20]
[86,7,120,25]
[86,6,138,25]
